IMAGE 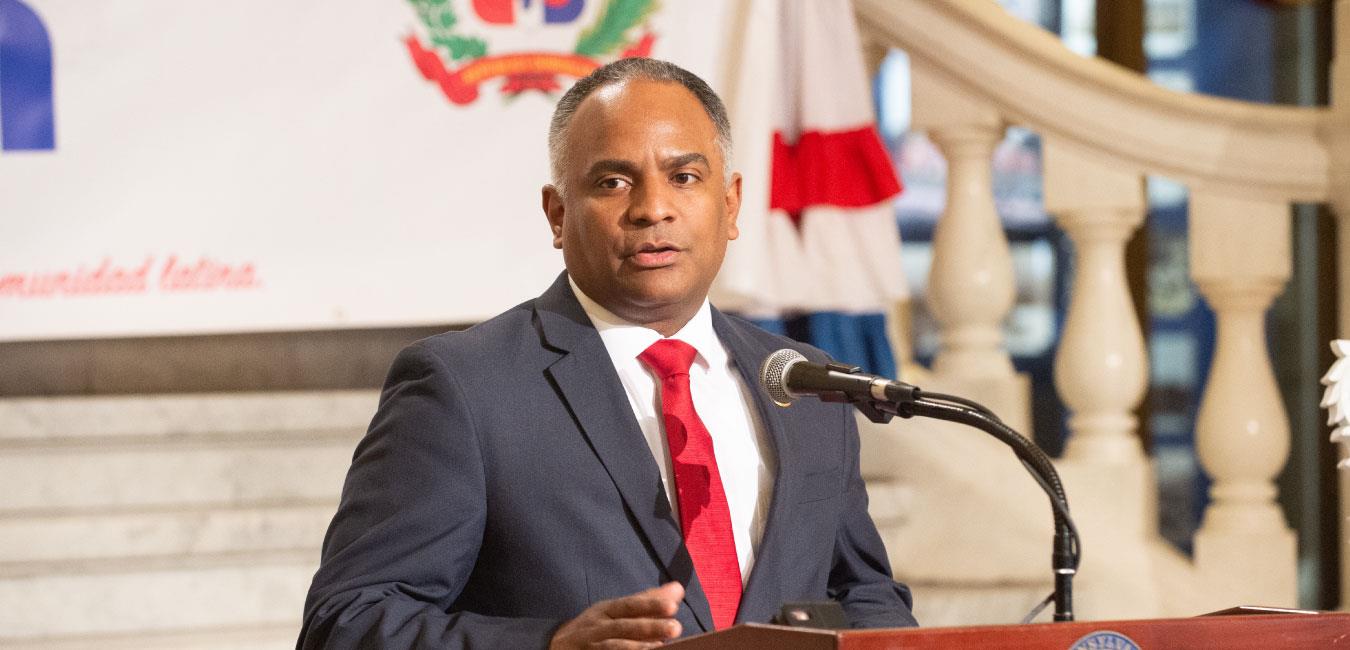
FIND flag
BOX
[712,0,908,378]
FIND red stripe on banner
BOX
[770,126,902,216]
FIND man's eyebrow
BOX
[663,152,710,170]
[583,153,710,178]
[585,159,641,178]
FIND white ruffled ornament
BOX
[1318,340,1350,470]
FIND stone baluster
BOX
[924,124,1013,379]
[1189,190,1296,608]
[1038,142,1157,620]
[909,61,1026,429]
[1041,142,1148,463]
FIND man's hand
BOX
[549,581,685,649]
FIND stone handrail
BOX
[853,0,1332,203]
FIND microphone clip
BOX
[813,362,901,425]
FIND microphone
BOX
[758,349,1080,623]
[758,349,919,407]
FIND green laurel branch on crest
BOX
[574,0,658,58]
[408,0,488,61]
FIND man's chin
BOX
[610,288,702,324]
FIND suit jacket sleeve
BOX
[298,343,562,649]
[828,404,919,628]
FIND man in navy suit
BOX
[299,58,916,649]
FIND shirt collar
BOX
[569,274,725,369]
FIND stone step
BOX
[0,551,316,640]
[0,438,357,513]
[0,391,370,514]
[0,390,378,442]
[2,623,299,650]
[0,502,336,565]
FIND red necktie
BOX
[639,339,742,630]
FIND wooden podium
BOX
[665,611,1350,649]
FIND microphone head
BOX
[760,348,807,407]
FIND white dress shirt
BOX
[569,277,777,584]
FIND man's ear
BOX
[542,184,565,249]
[724,172,742,241]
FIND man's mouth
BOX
[629,242,682,268]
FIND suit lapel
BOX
[534,275,714,633]
[711,311,802,625]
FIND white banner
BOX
[0,0,735,341]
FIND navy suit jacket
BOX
[299,274,916,648]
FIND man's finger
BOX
[654,581,684,600]
[598,595,678,619]
[599,582,684,619]
[592,616,682,641]
[591,640,665,650]
[628,581,684,601]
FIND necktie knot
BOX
[639,338,698,380]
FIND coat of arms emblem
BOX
[404,0,659,105]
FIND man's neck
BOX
[569,274,712,336]
[567,277,708,338]
[646,316,693,338]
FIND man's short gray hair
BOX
[547,58,733,194]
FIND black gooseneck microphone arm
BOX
[808,363,1079,623]
[894,398,1078,623]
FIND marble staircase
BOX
[0,391,373,648]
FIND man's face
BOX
[542,79,741,334]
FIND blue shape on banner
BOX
[747,312,897,380]
[542,0,585,24]
[479,0,586,25]
[0,0,55,151]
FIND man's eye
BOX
[597,177,631,190]
[672,172,699,185]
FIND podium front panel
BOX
[668,612,1350,649]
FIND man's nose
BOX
[627,179,677,225]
